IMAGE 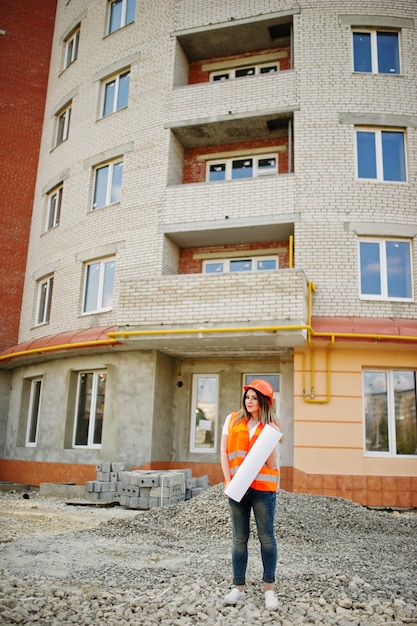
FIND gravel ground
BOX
[0,484,416,625]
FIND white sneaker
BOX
[265,590,278,610]
[224,588,245,605]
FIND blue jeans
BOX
[228,488,277,586]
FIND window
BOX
[108,0,135,34]
[353,30,400,74]
[363,370,416,456]
[64,27,80,69]
[36,276,54,325]
[203,255,278,274]
[92,160,123,209]
[82,257,115,314]
[26,378,42,446]
[210,63,278,81]
[356,128,406,182]
[103,70,130,116]
[359,239,413,300]
[46,185,63,231]
[190,375,218,453]
[55,104,71,146]
[73,371,107,447]
[207,154,278,182]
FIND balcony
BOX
[168,70,298,130]
[162,174,298,247]
[116,269,308,357]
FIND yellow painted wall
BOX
[294,342,417,477]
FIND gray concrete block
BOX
[191,487,205,497]
[97,471,110,481]
[100,462,112,473]
[111,462,131,472]
[138,474,160,487]
[85,492,101,502]
[110,472,118,482]
[196,475,210,488]
[39,483,86,499]
[99,491,115,501]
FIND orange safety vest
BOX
[227,412,279,492]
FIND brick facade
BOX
[0,0,57,352]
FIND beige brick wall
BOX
[19,0,417,342]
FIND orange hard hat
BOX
[243,379,274,405]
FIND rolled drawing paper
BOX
[225,424,282,502]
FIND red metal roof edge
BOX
[0,326,118,358]
[311,317,417,342]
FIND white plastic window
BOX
[190,375,218,453]
[203,256,278,274]
[102,70,130,116]
[359,238,413,301]
[210,63,278,81]
[82,257,115,314]
[25,378,42,446]
[36,276,54,325]
[73,371,107,447]
[207,154,278,182]
[64,27,80,69]
[355,128,406,182]
[92,160,123,209]
[56,105,71,145]
[46,185,63,231]
[363,370,416,456]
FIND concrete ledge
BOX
[39,483,86,499]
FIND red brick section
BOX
[292,468,417,508]
[188,46,291,84]
[0,0,57,352]
[0,459,96,487]
[183,137,289,184]
[179,241,289,274]
[2,460,414,508]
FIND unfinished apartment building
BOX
[0,0,416,507]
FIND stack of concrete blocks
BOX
[85,462,210,509]
[85,461,131,502]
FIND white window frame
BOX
[190,374,219,454]
[108,0,135,34]
[73,371,107,448]
[46,184,63,231]
[203,255,279,274]
[206,153,278,182]
[352,29,401,75]
[82,257,115,314]
[92,159,123,209]
[102,69,130,117]
[25,378,43,447]
[363,370,417,458]
[358,238,413,302]
[55,104,71,146]
[36,275,54,326]
[355,127,406,183]
[210,62,279,81]
[63,27,80,70]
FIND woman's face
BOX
[244,390,259,417]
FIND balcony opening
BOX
[173,10,296,88]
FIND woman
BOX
[220,379,282,611]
